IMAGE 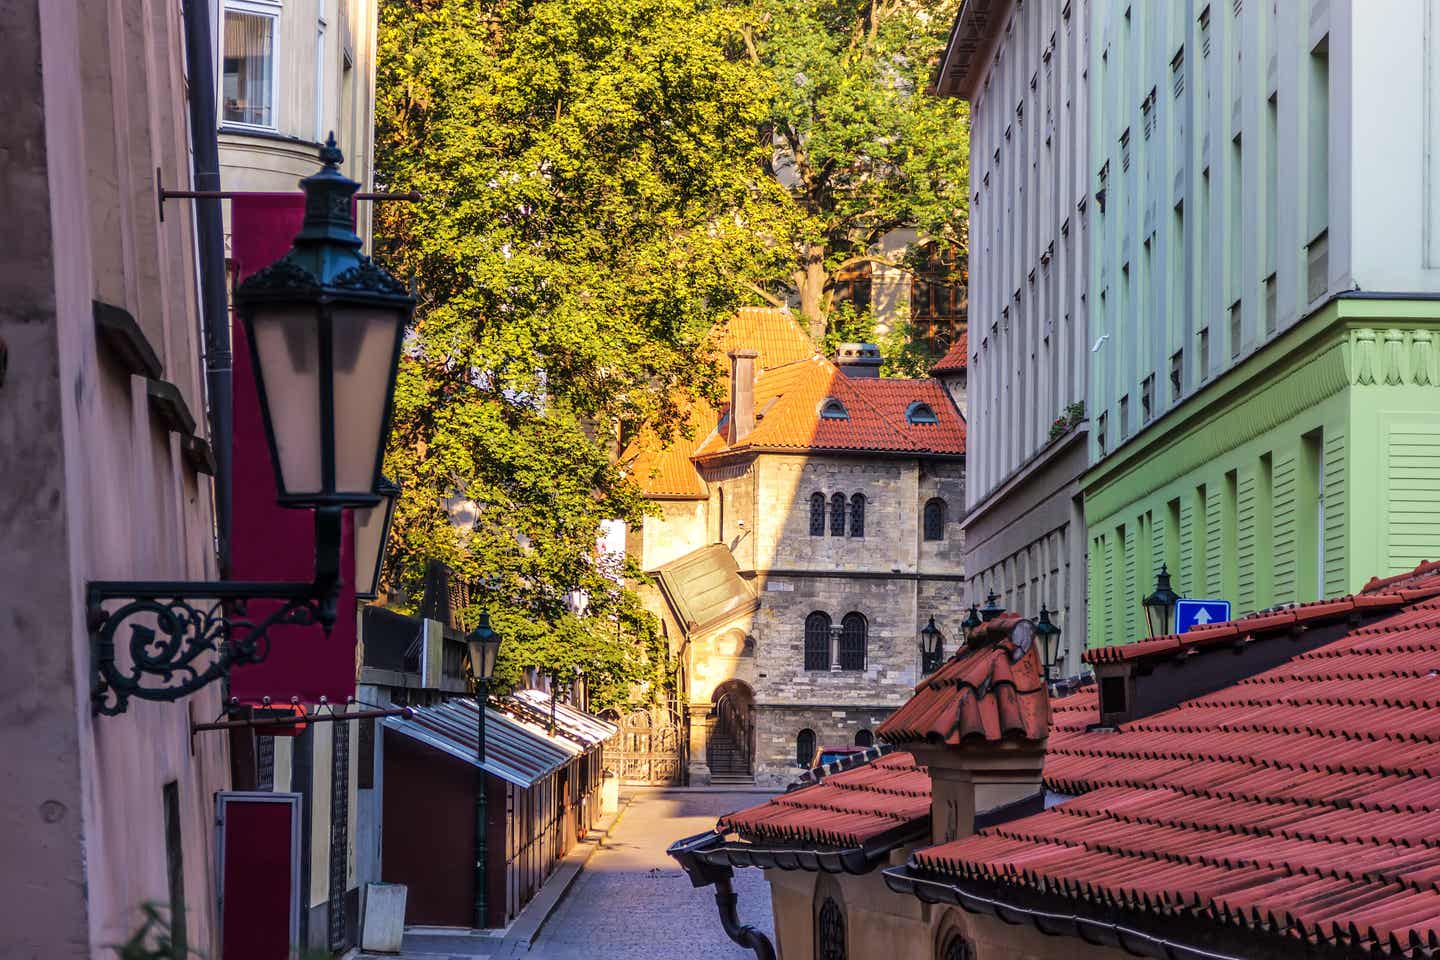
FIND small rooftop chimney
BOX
[834,342,882,378]
[727,349,758,444]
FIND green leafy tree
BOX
[373,0,795,708]
[741,0,970,340]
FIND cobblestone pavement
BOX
[525,788,777,960]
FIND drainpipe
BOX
[182,0,232,573]
[712,877,776,960]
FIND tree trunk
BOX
[796,243,828,341]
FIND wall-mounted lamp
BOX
[919,616,944,674]
[87,136,414,716]
[354,476,400,601]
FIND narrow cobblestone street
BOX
[526,789,777,960]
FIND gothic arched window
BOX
[923,497,947,541]
[809,492,826,536]
[830,493,847,536]
[796,728,816,767]
[849,493,865,538]
[804,612,832,671]
[818,897,846,960]
[838,612,867,671]
[854,729,873,748]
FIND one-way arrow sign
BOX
[1175,599,1231,634]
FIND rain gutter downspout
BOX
[668,831,778,960]
[182,0,232,573]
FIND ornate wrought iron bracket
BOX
[88,507,344,716]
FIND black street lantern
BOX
[919,616,944,674]
[86,137,413,716]
[1143,563,1182,638]
[960,603,982,644]
[354,476,399,601]
[465,612,503,930]
[1035,604,1063,681]
[234,134,413,510]
[980,590,1005,622]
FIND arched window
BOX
[796,728,816,767]
[906,401,939,424]
[804,612,831,671]
[809,492,826,536]
[923,497,947,541]
[838,613,867,671]
[830,493,847,536]
[820,398,850,420]
[940,935,973,960]
[854,729,873,748]
[818,897,846,960]
[849,493,865,538]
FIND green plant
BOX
[112,904,192,960]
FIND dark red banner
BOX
[228,194,357,704]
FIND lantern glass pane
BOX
[354,498,386,598]
[330,306,401,495]
[250,306,323,495]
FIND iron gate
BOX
[605,708,683,785]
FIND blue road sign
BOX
[1175,598,1232,634]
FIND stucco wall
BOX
[764,867,1133,960]
[0,0,231,956]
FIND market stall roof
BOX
[507,688,618,747]
[381,697,576,789]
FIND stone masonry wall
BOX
[752,705,896,786]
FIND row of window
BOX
[223,0,340,139]
[805,494,951,541]
[808,493,866,537]
[794,728,873,767]
[803,612,867,671]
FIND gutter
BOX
[182,0,232,572]
[881,867,1244,960]
[668,831,777,960]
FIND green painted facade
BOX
[1083,297,1440,648]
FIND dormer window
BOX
[820,398,849,420]
[905,401,938,424]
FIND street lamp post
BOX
[466,613,503,930]
[919,616,944,674]
[1143,564,1181,639]
[86,136,413,716]
[980,590,1004,622]
[1035,604,1063,683]
[960,603,982,647]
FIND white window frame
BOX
[219,0,282,133]
[314,0,327,141]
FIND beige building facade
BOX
[2,0,230,955]
[629,309,968,786]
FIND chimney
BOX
[878,614,1050,845]
[727,349,758,444]
[833,342,882,378]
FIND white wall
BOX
[964,0,1091,508]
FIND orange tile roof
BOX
[719,751,930,848]
[710,306,817,371]
[878,614,1050,746]
[912,562,1440,958]
[929,331,969,374]
[695,357,966,458]
[625,309,965,496]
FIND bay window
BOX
[222,1,280,129]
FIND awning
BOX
[507,689,618,747]
[381,697,579,789]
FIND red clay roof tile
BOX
[718,752,929,847]
[929,332,968,374]
[878,616,1049,746]
[924,572,1440,957]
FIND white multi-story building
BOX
[936,0,1091,670]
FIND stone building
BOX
[673,560,1440,960]
[627,308,967,787]
[935,0,1092,671]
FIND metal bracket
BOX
[88,507,344,716]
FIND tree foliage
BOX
[742,0,971,339]
[373,0,795,709]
